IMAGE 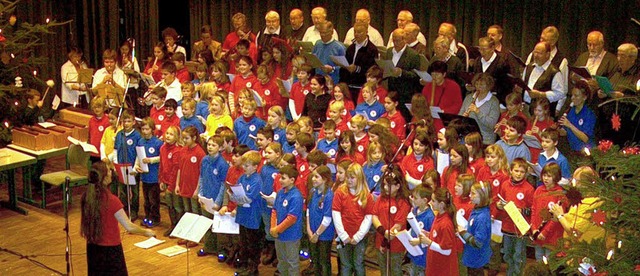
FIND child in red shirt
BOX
[157,99,180,139]
[401,132,435,190]
[495,92,529,137]
[88,98,111,159]
[531,163,567,261]
[380,91,406,141]
[422,188,459,276]
[148,86,167,132]
[441,144,473,196]
[349,114,369,156]
[336,130,365,165]
[175,126,206,247]
[525,98,556,163]
[159,126,182,237]
[289,65,313,121]
[464,132,486,175]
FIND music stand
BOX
[92,83,125,108]
[438,112,481,137]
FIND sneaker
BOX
[140,218,149,226]
[197,248,214,257]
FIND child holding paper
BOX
[270,165,303,275]
[530,163,567,261]
[421,188,459,276]
[175,126,206,247]
[134,118,163,227]
[197,135,229,257]
[88,97,111,161]
[496,158,534,276]
[113,110,141,221]
[458,182,492,276]
[258,141,281,266]
[371,166,411,276]
[230,150,264,275]
[407,185,435,276]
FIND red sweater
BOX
[159,143,182,191]
[422,79,462,131]
[354,133,369,155]
[177,145,206,197]
[88,115,111,157]
[498,179,534,234]
[441,166,473,196]
[426,213,459,276]
[531,184,566,246]
[526,118,555,163]
[176,67,191,83]
[289,81,311,116]
[372,196,411,252]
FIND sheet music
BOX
[134,237,166,249]
[229,184,249,208]
[330,55,350,67]
[135,146,149,172]
[170,212,214,243]
[491,219,503,243]
[198,194,216,214]
[430,106,443,119]
[407,212,422,236]
[504,201,531,235]
[413,69,432,82]
[115,164,136,185]
[396,230,424,257]
[375,59,395,78]
[212,211,240,234]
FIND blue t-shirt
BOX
[316,138,339,160]
[235,172,263,229]
[180,115,205,134]
[273,126,287,146]
[233,116,266,150]
[308,187,335,241]
[260,163,279,214]
[137,136,163,183]
[312,40,345,83]
[195,101,210,119]
[115,129,141,164]
[462,206,492,269]
[198,154,229,207]
[363,161,384,192]
[537,149,571,186]
[408,206,435,268]
[565,105,595,151]
[282,141,297,155]
[354,100,386,122]
[495,139,531,164]
[274,186,304,241]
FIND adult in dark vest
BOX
[383,28,421,122]
[521,42,566,118]
[574,31,618,78]
[473,36,513,106]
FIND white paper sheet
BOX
[135,146,149,173]
[134,237,166,249]
[198,194,216,214]
[491,219,503,243]
[430,106,443,119]
[212,211,240,234]
[52,95,61,110]
[157,245,187,257]
[229,184,249,207]
[330,55,350,68]
[413,69,432,82]
[375,59,396,78]
[396,230,424,257]
[170,212,214,243]
[407,212,422,236]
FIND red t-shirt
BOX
[159,143,182,191]
[144,59,165,83]
[426,213,459,276]
[526,118,555,163]
[469,157,486,175]
[354,133,369,155]
[441,166,473,196]
[496,111,529,137]
[531,184,566,246]
[476,166,510,217]
[400,153,435,183]
[498,179,534,234]
[289,81,311,116]
[357,86,388,104]
[157,114,180,138]
[336,151,366,165]
[230,73,258,98]
[177,145,206,197]
[381,111,406,141]
[253,78,285,115]
[372,196,411,253]
[325,99,355,121]
[95,193,124,246]
[88,115,111,157]
[332,187,374,237]
[176,67,191,83]
[274,62,292,80]
[225,165,245,211]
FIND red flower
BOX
[597,140,613,152]
[0,35,5,42]
[621,146,640,155]
[611,113,621,131]
[592,209,606,225]
[635,264,640,271]
[556,251,567,258]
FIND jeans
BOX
[180,196,201,216]
[141,182,160,222]
[534,245,552,261]
[261,211,275,241]
[503,233,527,276]
[164,191,181,228]
[309,240,332,276]
[275,239,300,276]
[338,237,367,276]
[376,251,404,276]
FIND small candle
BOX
[618,240,622,249]
[73,102,77,107]
[542,255,548,265]
[14,101,19,106]
[3,121,9,128]
[33,70,37,76]
[10,53,14,58]
[46,18,50,24]
[606,249,614,260]
[583,147,591,156]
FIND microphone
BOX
[405,119,426,127]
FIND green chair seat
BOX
[40,170,88,186]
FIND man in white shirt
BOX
[302,7,339,45]
[573,31,618,78]
[342,9,384,47]
[521,42,566,117]
[387,10,426,48]
[61,47,89,105]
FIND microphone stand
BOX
[371,125,416,275]
[64,176,71,275]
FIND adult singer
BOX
[81,162,154,275]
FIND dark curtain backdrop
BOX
[13,0,640,100]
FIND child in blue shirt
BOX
[316,120,340,161]
[134,118,163,227]
[270,165,304,276]
[113,110,141,221]
[195,83,211,119]
[258,142,282,266]
[197,135,229,257]
[307,165,335,276]
[363,141,385,193]
[459,182,492,275]
[229,150,264,275]
[179,98,205,134]
[282,122,300,155]
[407,185,435,276]
[537,128,571,186]
[353,83,386,122]
[267,106,288,146]
[495,116,531,164]
[233,99,266,150]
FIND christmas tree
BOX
[0,0,68,146]
[549,141,640,275]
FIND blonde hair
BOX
[366,141,384,163]
[210,94,229,115]
[344,163,370,206]
[268,106,287,129]
[296,116,313,134]
[484,145,509,173]
[181,98,197,110]
[164,125,182,145]
[90,96,106,110]
[329,100,345,113]
[350,114,367,129]
[456,173,475,197]
[242,150,262,165]
[200,82,218,103]
[471,181,491,207]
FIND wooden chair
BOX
[39,144,90,209]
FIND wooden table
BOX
[0,147,37,215]
[7,144,68,208]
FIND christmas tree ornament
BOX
[591,209,606,225]
[597,140,613,152]
[611,113,621,131]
